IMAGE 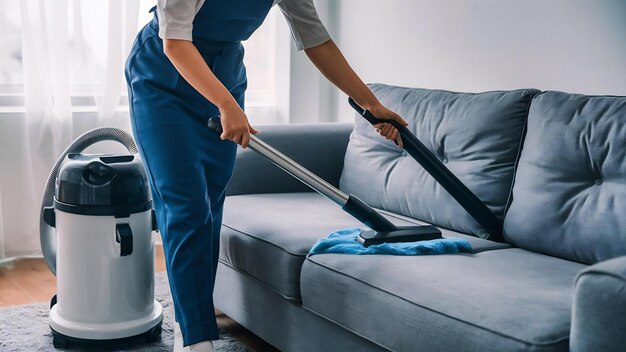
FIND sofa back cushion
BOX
[504,91,626,264]
[340,84,538,239]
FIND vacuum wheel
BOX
[50,294,57,309]
[52,332,68,349]
[145,323,162,343]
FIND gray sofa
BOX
[214,85,626,352]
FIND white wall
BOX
[329,0,626,121]
[276,1,340,124]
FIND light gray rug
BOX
[0,272,252,352]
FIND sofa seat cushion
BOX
[504,91,626,264]
[221,192,511,300]
[341,85,539,240]
[301,248,586,352]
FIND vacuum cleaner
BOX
[207,98,500,246]
[40,128,163,349]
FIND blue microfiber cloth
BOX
[308,227,472,256]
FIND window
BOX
[243,8,277,111]
[0,2,22,95]
[0,1,280,122]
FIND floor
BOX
[0,246,278,352]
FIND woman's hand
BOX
[219,100,258,148]
[369,104,408,148]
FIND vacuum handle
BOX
[207,117,224,135]
[348,97,406,131]
[348,97,502,237]
[115,224,133,257]
[207,116,224,135]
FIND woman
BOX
[125,0,406,351]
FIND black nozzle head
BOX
[358,225,442,247]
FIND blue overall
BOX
[125,1,273,346]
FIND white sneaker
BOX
[173,322,215,352]
[188,340,215,352]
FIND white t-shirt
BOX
[157,0,331,51]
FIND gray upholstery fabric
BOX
[503,91,626,264]
[302,248,586,352]
[226,123,353,196]
[341,84,538,239]
[221,192,511,300]
[214,263,389,352]
[570,256,626,352]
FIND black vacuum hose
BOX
[40,128,137,275]
[349,97,502,239]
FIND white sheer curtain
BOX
[0,0,140,260]
[1,1,285,261]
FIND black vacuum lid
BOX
[55,154,150,207]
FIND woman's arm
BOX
[163,40,257,147]
[305,40,407,147]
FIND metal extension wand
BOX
[207,116,442,247]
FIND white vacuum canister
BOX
[43,153,163,348]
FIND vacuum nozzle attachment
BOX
[358,226,442,247]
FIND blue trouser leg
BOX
[132,114,236,344]
[126,22,244,346]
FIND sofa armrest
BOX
[226,123,353,196]
[570,256,626,352]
